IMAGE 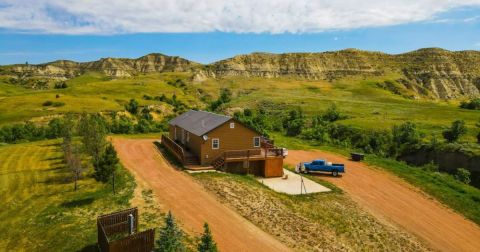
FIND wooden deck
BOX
[223,148,284,162]
[161,134,284,169]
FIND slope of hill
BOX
[203,48,480,99]
[1,53,199,79]
[1,48,479,99]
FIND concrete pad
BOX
[257,169,331,195]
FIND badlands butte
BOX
[1,48,480,100]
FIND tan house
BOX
[161,110,285,177]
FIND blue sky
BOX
[0,1,479,64]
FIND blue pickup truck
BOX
[296,159,345,177]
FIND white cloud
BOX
[0,0,479,34]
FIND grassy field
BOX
[1,73,479,141]
[0,139,136,251]
[193,172,430,251]
[0,72,201,124]
[200,75,480,141]
[272,133,480,225]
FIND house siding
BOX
[200,119,261,165]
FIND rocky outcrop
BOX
[3,53,199,79]
[2,49,480,99]
[202,48,480,99]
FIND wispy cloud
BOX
[0,0,480,34]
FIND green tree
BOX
[442,120,467,143]
[322,104,345,122]
[284,108,305,136]
[78,113,107,166]
[392,122,421,146]
[156,211,185,252]
[455,168,471,184]
[125,98,139,114]
[197,223,217,252]
[94,143,119,193]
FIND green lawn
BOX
[0,139,135,251]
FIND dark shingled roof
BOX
[169,110,231,136]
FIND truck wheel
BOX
[332,170,339,177]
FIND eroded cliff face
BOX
[202,48,480,99]
[2,49,480,99]
[4,53,199,79]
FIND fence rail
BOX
[97,208,154,252]
[161,135,185,164]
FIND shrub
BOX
[459,98,480,110]
[321,104,347,122]
[125,99,139,114]
[443,120,467,143]
[54,82,68,89]
[209,88,232,111]
[455,168,471,184]
[42,100,53,106]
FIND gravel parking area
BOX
[257,169,331,194]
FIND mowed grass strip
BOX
[0,140,135,251]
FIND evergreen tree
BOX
[198,223,217,252]
[94,143,119,193]
[156,211,185,252]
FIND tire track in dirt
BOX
[285,150,480,252]
[112,138,290,252]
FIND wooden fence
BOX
[97,208,155,252]
[161,134,185,164]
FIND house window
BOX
[253,137,261,147]
[174,127,177,140]
[186,132,190,142]
[230,122,235,129]
[212,138,220,149]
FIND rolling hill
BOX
[2,48,480,99]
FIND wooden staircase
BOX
[211,156,225,170]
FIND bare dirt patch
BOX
[112,138,290,252]
[193,172,430,252]
[285,150,480,252]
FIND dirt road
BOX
[112,138,290,252]
[285,150,480,252]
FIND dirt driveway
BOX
[285,150,480,252]
[112,138,290,252]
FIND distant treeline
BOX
[0,112,170,144]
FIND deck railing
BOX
[223,148,283,160]
[161,135,185,164]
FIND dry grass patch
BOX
[193,172,431,252]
